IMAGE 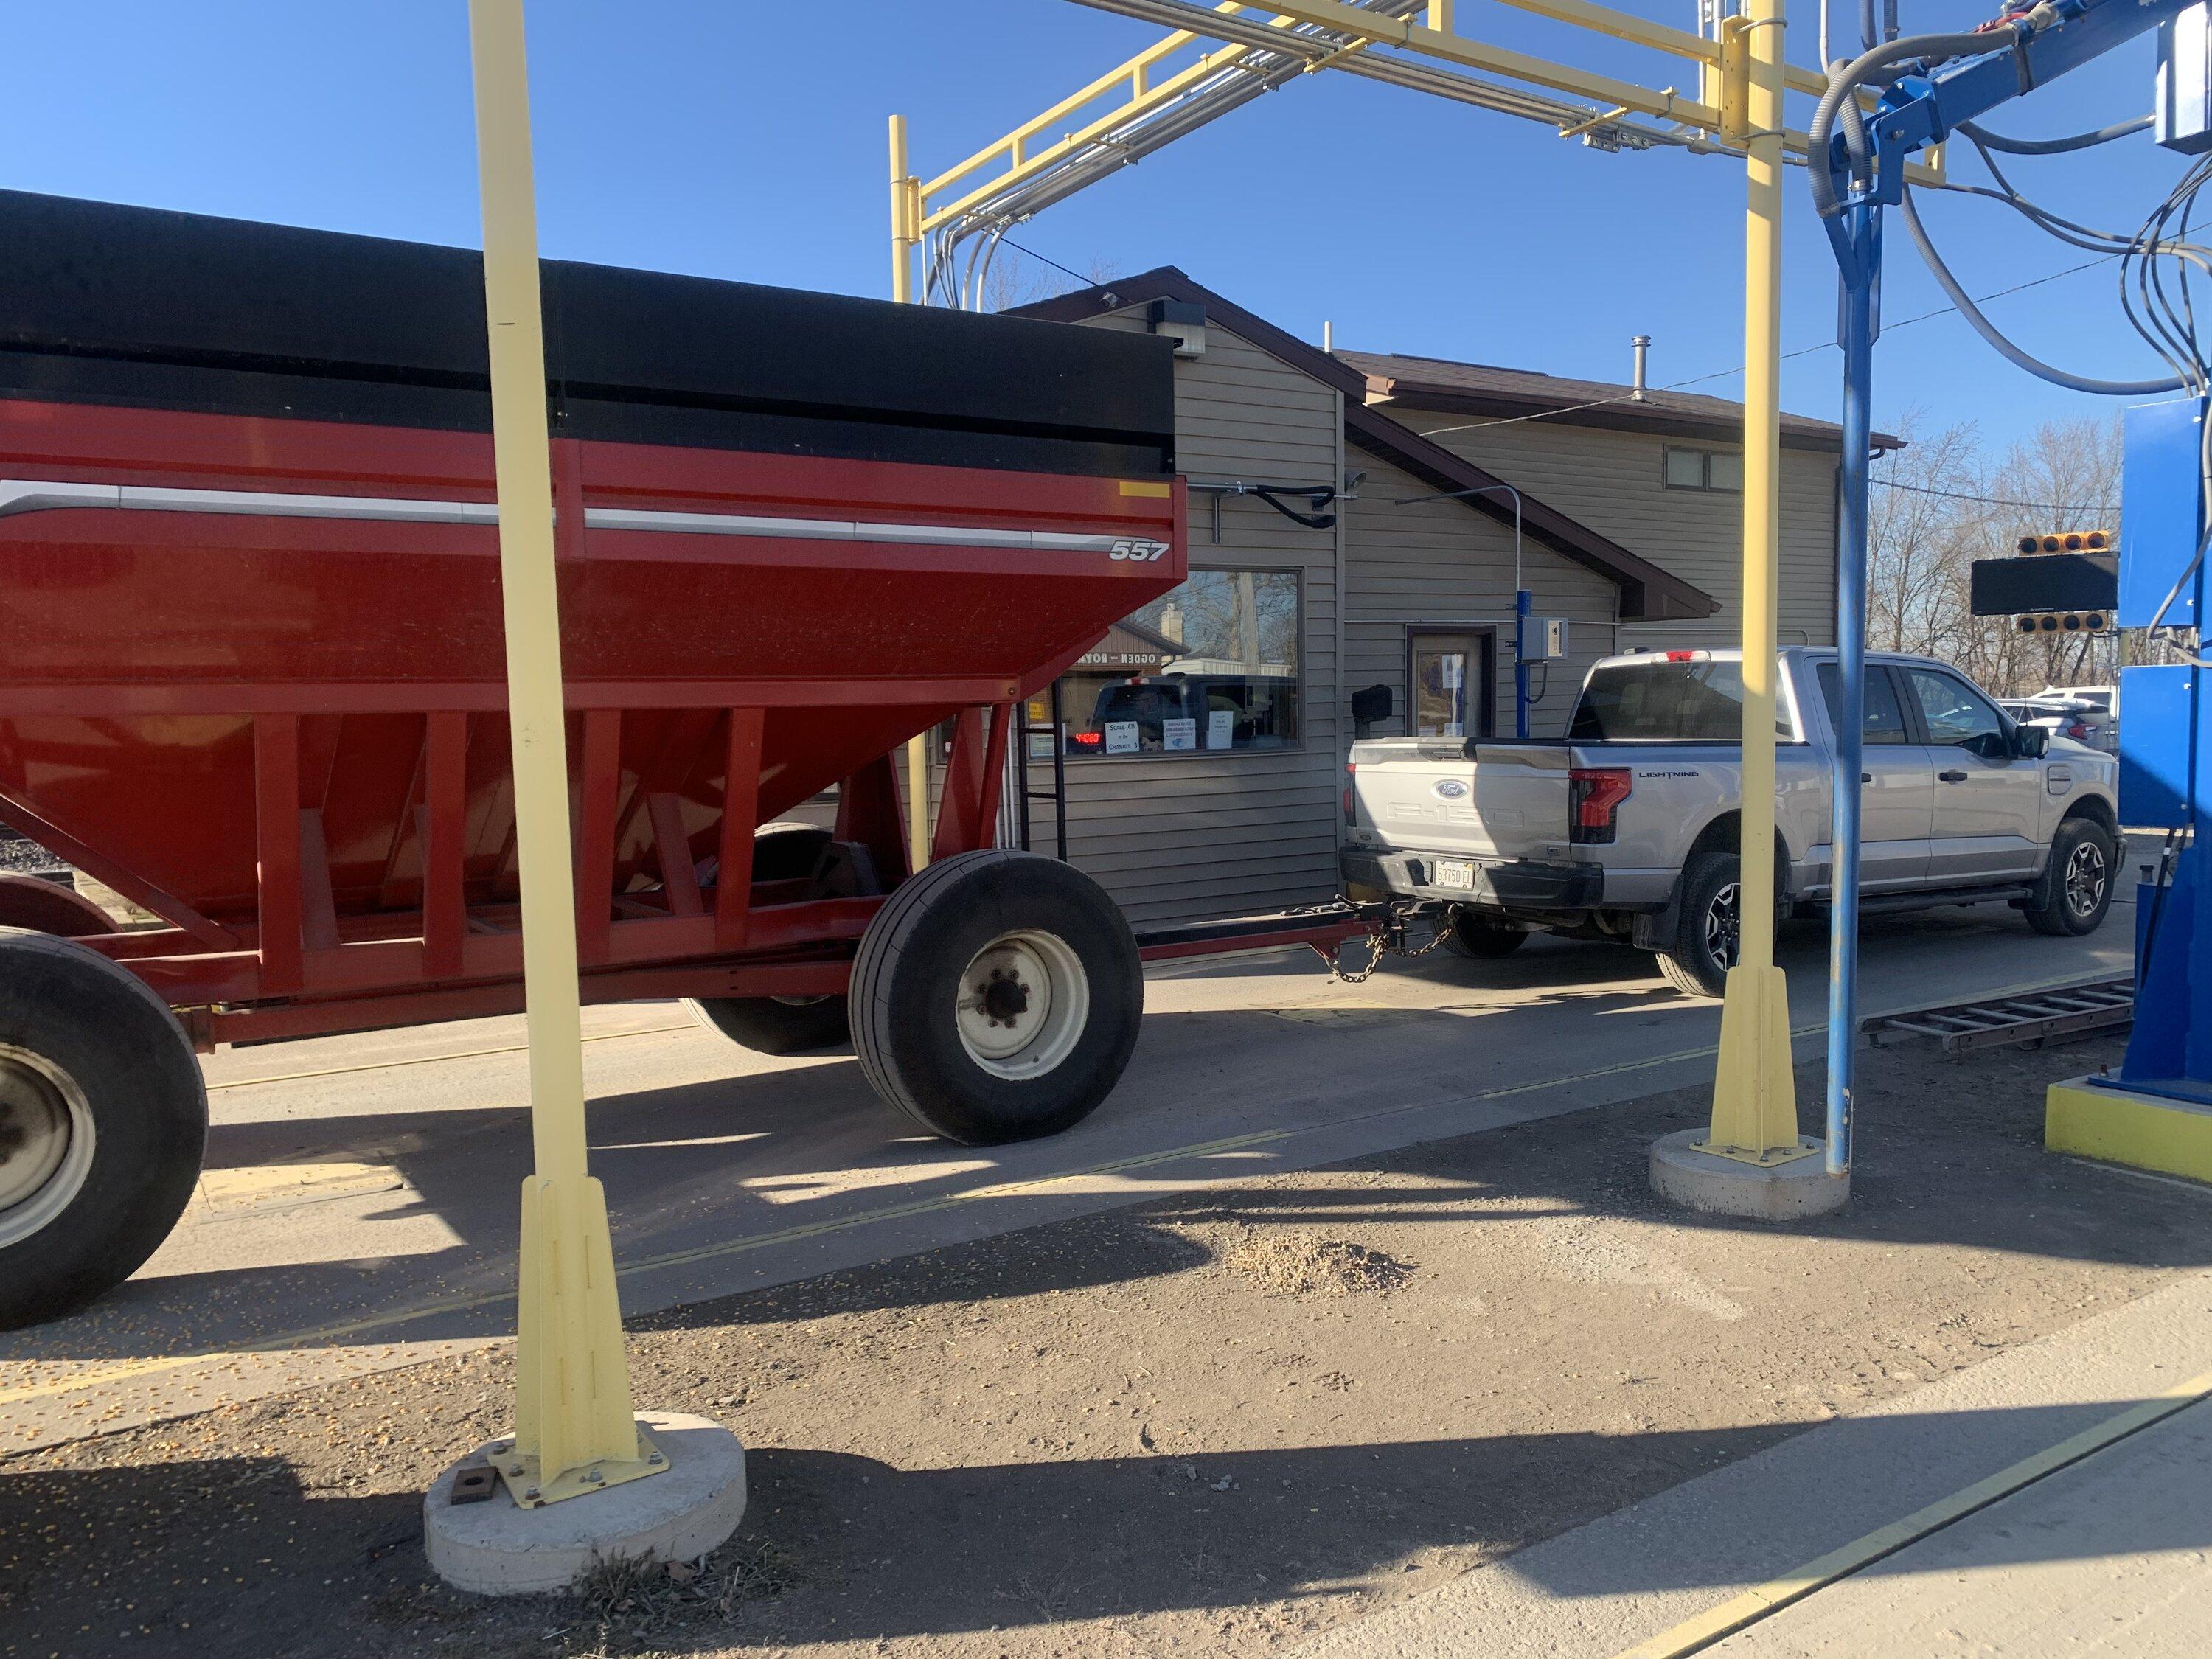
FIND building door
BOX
[1407,630,1492,740]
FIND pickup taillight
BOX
[1343,763,1356,827]
[1568,766,1632,844]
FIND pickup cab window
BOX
[1906,669,2008,754]
[1815,663,1911,745]
[1568,658,1796,742]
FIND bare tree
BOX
[1865,417,1985,658]
[1865,412,2124,698]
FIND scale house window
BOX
[1663,445,1744,493]
[1051,568,1302,758]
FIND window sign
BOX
[1057,569,1302,758]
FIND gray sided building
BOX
[1001,270,1898,929]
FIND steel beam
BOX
[465,0,660,1509]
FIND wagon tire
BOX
[2024,817,2116,938]
[850,850,1141,1146]
[1443,908,1528,959]
[686,824,849,1055]
[0,928,206,1329]
[685,994,850,1056]
[1655,849,1739,1000]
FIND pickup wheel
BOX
[1655,850,1738,1000]
[2023,818,2115,937]
[1443,908,1528,959]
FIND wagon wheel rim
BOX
[2065,841,2107,917]
[0,1044,96,1251]
[1705,881,1741,971]
[955,930,1090,1080]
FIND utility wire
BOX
[1864,477,2120,513]
[1414,251,2122,439]
[996,234,1105,293]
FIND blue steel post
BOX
[1825,206,1879,1178]
[1514,588,1531,739]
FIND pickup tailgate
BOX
[1349,738,1573,863]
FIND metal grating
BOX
[1863,978,2135,1054]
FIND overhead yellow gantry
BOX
[894,0,1896,1169]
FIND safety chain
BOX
[1290,897,1458,985]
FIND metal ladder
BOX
[1009,681,1068,860]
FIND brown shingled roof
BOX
[1340,350,1904,453]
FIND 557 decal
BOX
[1109,538,1172,562]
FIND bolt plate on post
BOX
[1717,15,1753,145]
[484,1425,668,1509]
[1691,1133,1822,1167]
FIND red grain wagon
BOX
[0,193,1363,1326]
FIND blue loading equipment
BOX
[2108,399,2212,1100]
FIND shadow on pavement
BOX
[7,1398,2206,1655]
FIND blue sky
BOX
[0,2,2190,451]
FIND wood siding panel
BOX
[1393,411,1837,651]
[1343,452,1618,739]
[1034,310,1344,925]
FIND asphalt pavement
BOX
[1,891,2135,1452]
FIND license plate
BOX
[1433,858,1475,891]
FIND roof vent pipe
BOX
[1631,335,1651,400]
[1323,319,1334,354]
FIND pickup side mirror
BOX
[2011,723,2050,759]
[1349,684,1393,740]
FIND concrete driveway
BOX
[1,891,2132,1450]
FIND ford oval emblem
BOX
[1432,779,1469,800]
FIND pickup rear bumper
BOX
[1339,847,1602,911]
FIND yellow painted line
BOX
[205,1020,694,1092]
[6,968,2122,1414]
[1611,1370,2212,1659]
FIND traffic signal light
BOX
[2017,528,2114,554]
[2015,611,2110,633]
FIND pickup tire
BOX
[1655,849,1739,1000]
[2023,817,2116,938]
[1443,908,1528,959]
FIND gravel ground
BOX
[4,1034,2208,1659]
[0,834,66,876]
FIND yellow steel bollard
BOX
[467,0,664,1506]
[888,113,932,871]
[1703,0,1812,1168]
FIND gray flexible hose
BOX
[1809,29,2017,218]
[1900,188,2187,394]
[1955,114,2151,154]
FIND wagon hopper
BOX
[0,191,1304,1326]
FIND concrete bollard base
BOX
[425,1412,746,1596]
[1649,1130,1849,1220]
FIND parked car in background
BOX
[2002,695,2116,754]
[1343,648,2121,997]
